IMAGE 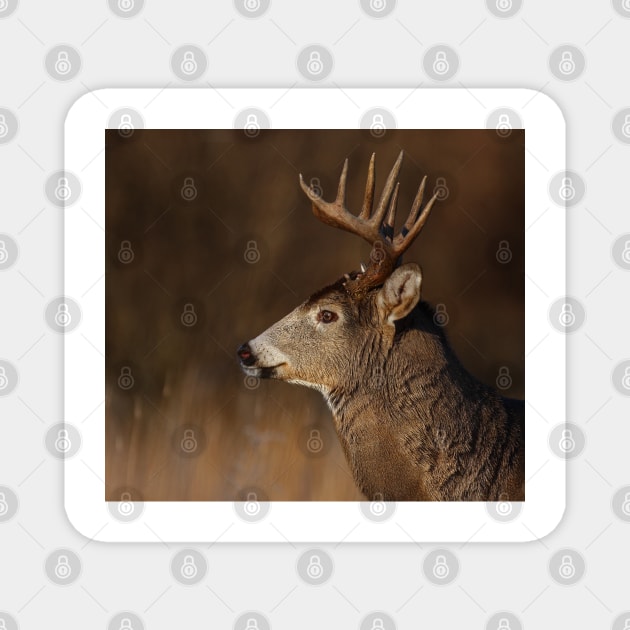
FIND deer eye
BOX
[318,309,338,324]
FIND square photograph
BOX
[105,127,524,503]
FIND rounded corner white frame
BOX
[64,88,565,543]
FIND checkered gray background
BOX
[1,1,629,628]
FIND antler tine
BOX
[393,191,438,254]
[336,158,349,205]
[299,161,376,244]
[402,175,426,233]
[359,153,376,221]
[300,151,438,295]
[372,150,404,228]
[382,182,400,241]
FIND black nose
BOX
[237,342,256,366]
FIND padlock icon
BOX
[558,554,575,579]
[245,619,259,630]
[309,177,323,198]
[118,491,134,516]
[55,429,72,453]
[181,555,198,579]
[621,240,630,264]
[433,176,449,200]
[181,51,198,75]
[0,114,8,138]
[621,492,630,516]
[495,0,512,11]
[558,303,576,327]
[497,618,512,630]
[623,620,630,630]
[244,374,260,390]
[496,499,512,516]
[369,492,386,516]
[558,429,575,453]
[117,0,134,11]
[119,618,134,630]
[621,367,630,390]
[371,619,385,630]
[558,176,575,201]
[244,0,261,11]
[244,240,261,264]
[244,113,260,137]
[622,114,630,138]
[118,240,134,264]
[54,51,72,76]
[306,554,323,579]
[118,113,134,136]
[181,176,197,201]
[54,176,72,202]
[306,50,323,75]
[432,51,449,75]
[117,366,134,390]
[496,366,512,390]
[54,303,72,327]
[496,240,512,263]
[0,239,8,264]
[180,303,197,327]
[181,428,198,453]
[244,492,260,516]
[496,113,512,136]
[432,554,449,579]
[433,303,449,327]
[369,0,386,11]
[624,0,630,10]
[0,492,8,516]
[0,0,7,10]
[558,51,575,75]
[54,554,72,579]
[0,366,8,390]
[307,428,323,453]
[370,113,386,137]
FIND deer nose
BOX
[237,342,256,366]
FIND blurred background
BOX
[105,128,524,502]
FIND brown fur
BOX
[239,265,525,502]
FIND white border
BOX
[65,88,565,543]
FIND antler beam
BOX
[299,151,438,293]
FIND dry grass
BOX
[106,366,363,501]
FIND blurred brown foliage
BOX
[105,128,524,501]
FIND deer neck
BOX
[324,305,513,501]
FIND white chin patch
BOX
[242,366,262,378]
[287,379,330,396]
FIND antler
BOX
[299,150,438,294]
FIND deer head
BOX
[237,151,438,397]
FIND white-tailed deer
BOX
[238,152,524,501]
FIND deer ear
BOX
[376,263,422,325]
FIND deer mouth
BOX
[237,341,289,379]
[240,363,287,379]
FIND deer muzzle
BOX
[236,342,256,367]
[237,337,288,379]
